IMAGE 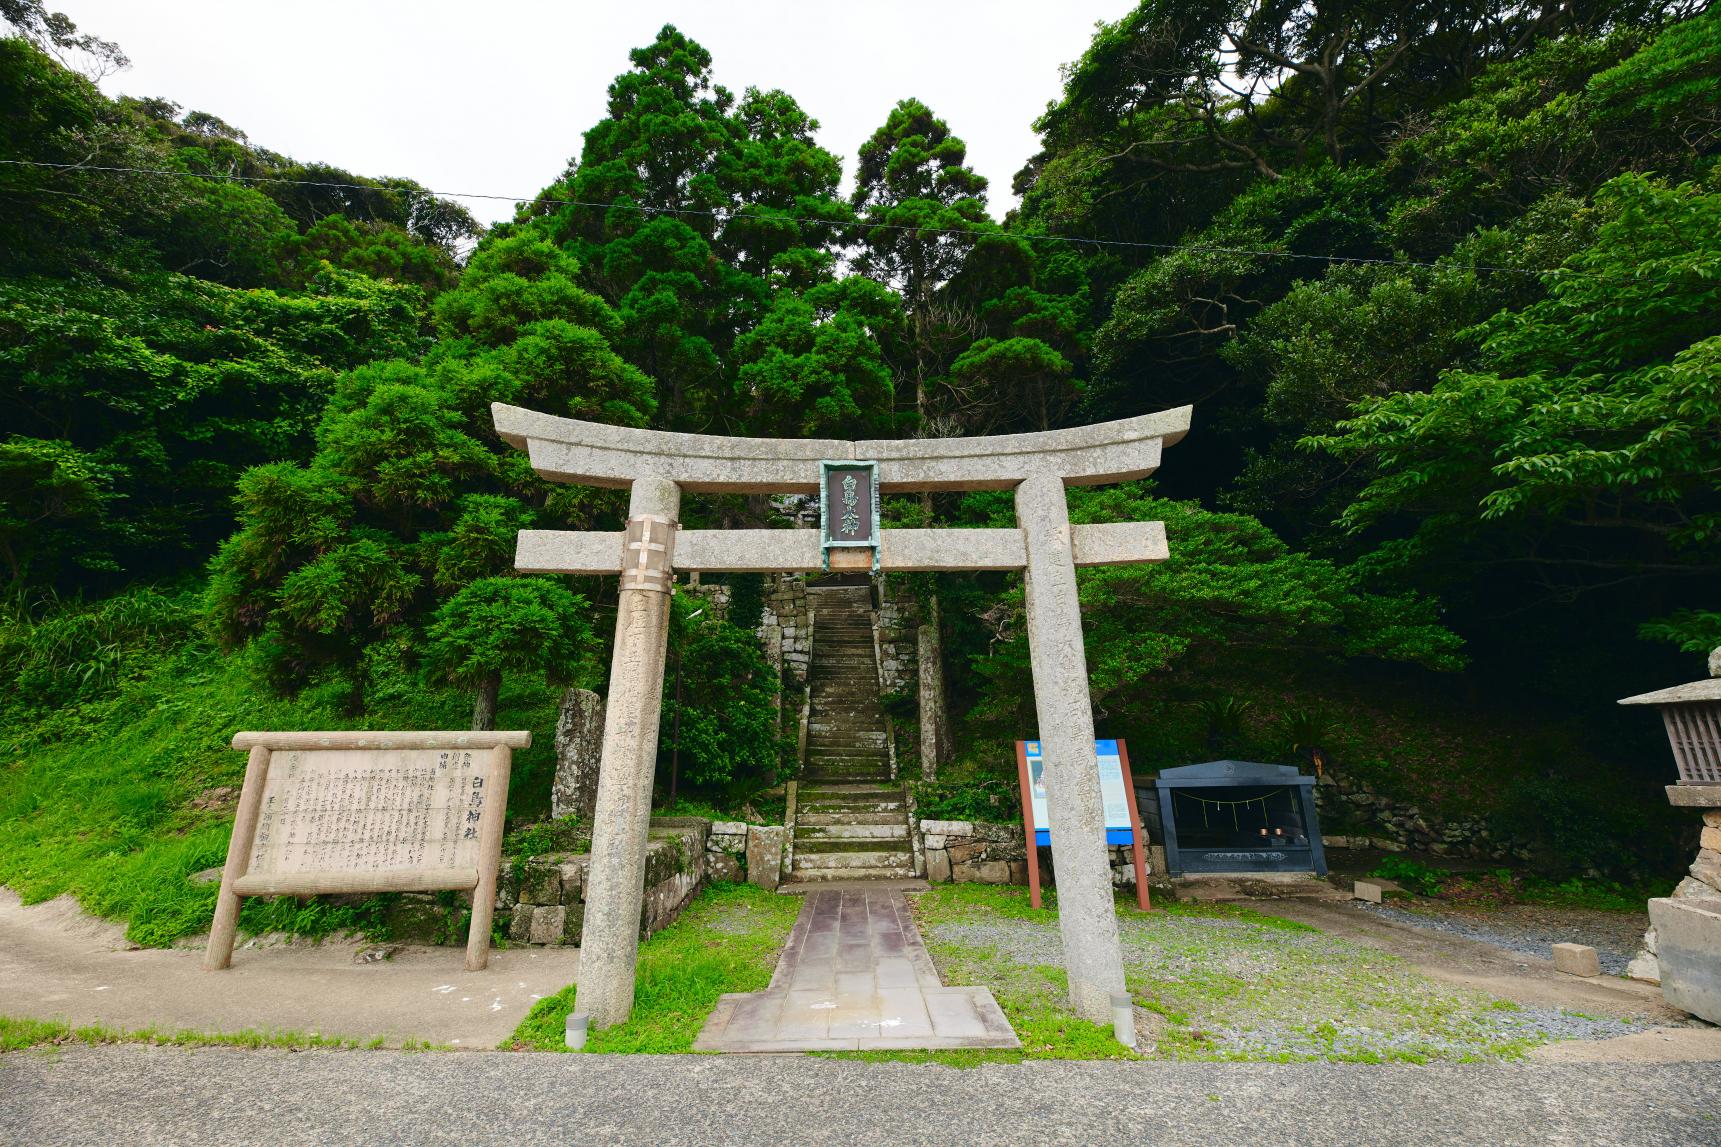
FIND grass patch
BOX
[1371,857,1663,913]
[506,882,799,1054]
[0,1014,442,1052]
[0,625,560,949]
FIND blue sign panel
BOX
[1024,739,1135,846]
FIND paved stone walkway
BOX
[694,888,1019,1052]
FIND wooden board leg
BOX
[1118,741,1151,911]
[466,745,512,972]
[204,746,271,971]
[1016,740,1043,910]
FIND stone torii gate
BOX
[493,401,1192,1028]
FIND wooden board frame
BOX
[1016,739,1151,912]
[204,730,528,972]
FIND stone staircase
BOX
[790,585,916,882]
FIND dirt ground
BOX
[0,888,579,1048]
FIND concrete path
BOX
[5,1046,1720,1146]
[694,888,1019,1052]
[0,889,579,1048]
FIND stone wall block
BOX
[1691,849,1721,893]
[947,840,985,864]
[508,904,536,945]
[520,862,562,905]
[528,904,567,946]
[926,849,952,883]
[920,819,974,837]
[495,867,520,911]
[747,825,786,892]
[558,861,586,901]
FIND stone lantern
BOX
[1618,648,1721,1022]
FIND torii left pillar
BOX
[578,476,680,1027]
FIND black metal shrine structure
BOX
[1148,760,1328,876]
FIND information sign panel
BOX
[204,730,527,973]
[1015,737,1151,911]
[1022,738,1134,845]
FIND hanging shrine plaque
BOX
[820,460,878,571]
[204,730,527,973]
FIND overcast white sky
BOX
[57,1,1134,226]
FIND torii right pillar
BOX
[1015,468,1127,1020]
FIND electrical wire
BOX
[0,156,1596,278]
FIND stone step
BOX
[795,811,912,827]
[798,793,905,811]
[804,761,892,774]
[802,774,894,786]
[799,781,899,793]
[798,801,904,816]
[795,823,909,841]
[783,865,918,884]
[793,847,912,867]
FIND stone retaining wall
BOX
[497,817,785,948]
[877,579,918,696]
[762,574,811,685]
[502,819,710,948]
[917,819,1146,889]
[1311,775,1533,861]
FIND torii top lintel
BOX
[491,402,1193,494]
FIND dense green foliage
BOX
[0,16,473,596]
[5,0,1719,950]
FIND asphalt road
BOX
[4,1047,1719,1146]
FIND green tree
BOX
[661,597,781,799]
[850,98,991,429]
[1312,172,1721,626]
[209,232,649,711]
[963,482,1463,730]
[424,577,594,730]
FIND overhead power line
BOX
[0,156,1639,280]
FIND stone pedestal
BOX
[1626,783,1721,1008]
[575,477,680,1029]
[1015,470,1128,1025]
[1649,897,1721,1023]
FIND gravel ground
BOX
[1355,901,1646,975]
[918,893,1643,1062]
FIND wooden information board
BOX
[205,730,529,972]
[1015,738,1151,912]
